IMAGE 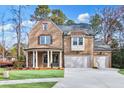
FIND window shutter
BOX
[50,36,52,44]
[38,36,40,44]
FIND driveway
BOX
[54,68,124,88]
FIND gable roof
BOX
[29,19,64,34]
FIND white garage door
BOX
[64,55,91,68]
[94,56,109,68]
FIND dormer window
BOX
[42,23,48,30]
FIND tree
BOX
[90,6,124,45]
[32,5,51,21]
[111,39,118,48]
[32,6,67,24]
[9,46,17,57]
[10,5,25,59]
[66,20,75,25]
[9,43,25,57]
[50,9,67,24]
[0,13,6,60]
[90,14,101,36]
[0,44,5,56]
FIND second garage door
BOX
[64,55,91,68]
[94,56,110,68]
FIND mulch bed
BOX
[13,67,64,71]
[0,60,13,65]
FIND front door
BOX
[42,53,47,67]
[52,53,59,67]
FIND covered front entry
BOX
[25,49,63,68]
[42,52,60,67]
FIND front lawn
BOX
[0,68,5,80]
[118,69,124,75]
[0,68,5,73]
[0,69,64,80]
[0,82,56,88]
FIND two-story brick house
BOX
[24,19,111,68]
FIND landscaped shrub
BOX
[17,55,25,62]
[112,49,124,68]
[12,55,26,69]
[13,61,25,69]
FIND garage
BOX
[94,56,110,68]
[64,55,91,68]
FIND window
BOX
[42,23,48,30]
[79,37,83,45]
[73,37,78,45]
[72,37,83,45]
[71,36,84,51]
[39,36,51,44]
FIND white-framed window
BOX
[39,36,51,44]
[79,37,83,45]
[72,37,83,45]
[71,36,85,51]
[42,23,48,30]
[73,37,78,45]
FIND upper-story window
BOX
[71,36,84,51]
[39,36,51,44]
[72,37,83,45]
[73,37,78,45]
[42,23,48,30]
[79,37,83,45]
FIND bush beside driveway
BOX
[118,69,124,75]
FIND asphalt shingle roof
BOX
[57,23,93,35]
[94,40,111,51]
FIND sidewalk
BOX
[0,78,63,85]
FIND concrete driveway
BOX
[54,68,124,88]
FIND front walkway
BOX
[53,68,124,88]
[0,78,63,85]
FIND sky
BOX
[0,5,118,49]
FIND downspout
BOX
[62,32,64,68]
[91,35,94,68]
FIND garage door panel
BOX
[64,56,91,68]
[95,56,109,68]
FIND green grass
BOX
[0,82,56,88]
[0,69,64,80]
[0,68,5,73]
[0,68,5,80]
[118,69,124,75]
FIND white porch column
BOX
[59,51,62,68]
[26,51,28,68]
[47,51,50,68]
[32,51,35,68]
[50,51,53,65]
[35,50,38,68]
